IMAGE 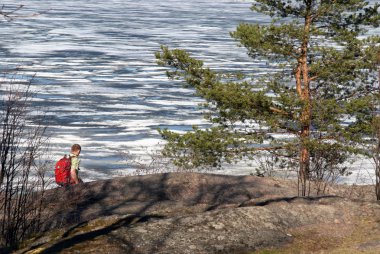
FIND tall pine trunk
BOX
[297,1,312,196]
[298,84,311,196]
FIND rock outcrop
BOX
[16,173,380,254]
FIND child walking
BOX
[70,144,83,184]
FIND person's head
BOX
[71,144,81,156]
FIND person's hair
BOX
[71,144,81,152]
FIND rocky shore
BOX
[16,173,380,254]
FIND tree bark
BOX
[298,1,312,196]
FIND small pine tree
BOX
[156,0,380,196]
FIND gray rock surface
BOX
[16,173,380,254]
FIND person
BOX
[70,144,83,184]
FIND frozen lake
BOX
[0,0,378,184]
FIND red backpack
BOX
[55,155,72,186]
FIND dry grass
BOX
[252,216,380,254]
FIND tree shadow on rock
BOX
[27,173,299,253]
[239,195,339,207]
[42,173,172,231]
[37,214,164,254]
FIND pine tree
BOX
[156,0,380,196]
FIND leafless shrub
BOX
[309,148,352,196]
[0,76,50,251]
[121,147,179,175]
[250,150,297,178]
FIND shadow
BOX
[62,221,88,238]
[190,174,264,211]
[239,195,340,207]
[24,174,172,253]
[0,246,11,254]
[123,173,278,253]
[24,172,316,253]
[38,215,164,254]
[42,173,172,231]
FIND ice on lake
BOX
[0,0,378,185]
